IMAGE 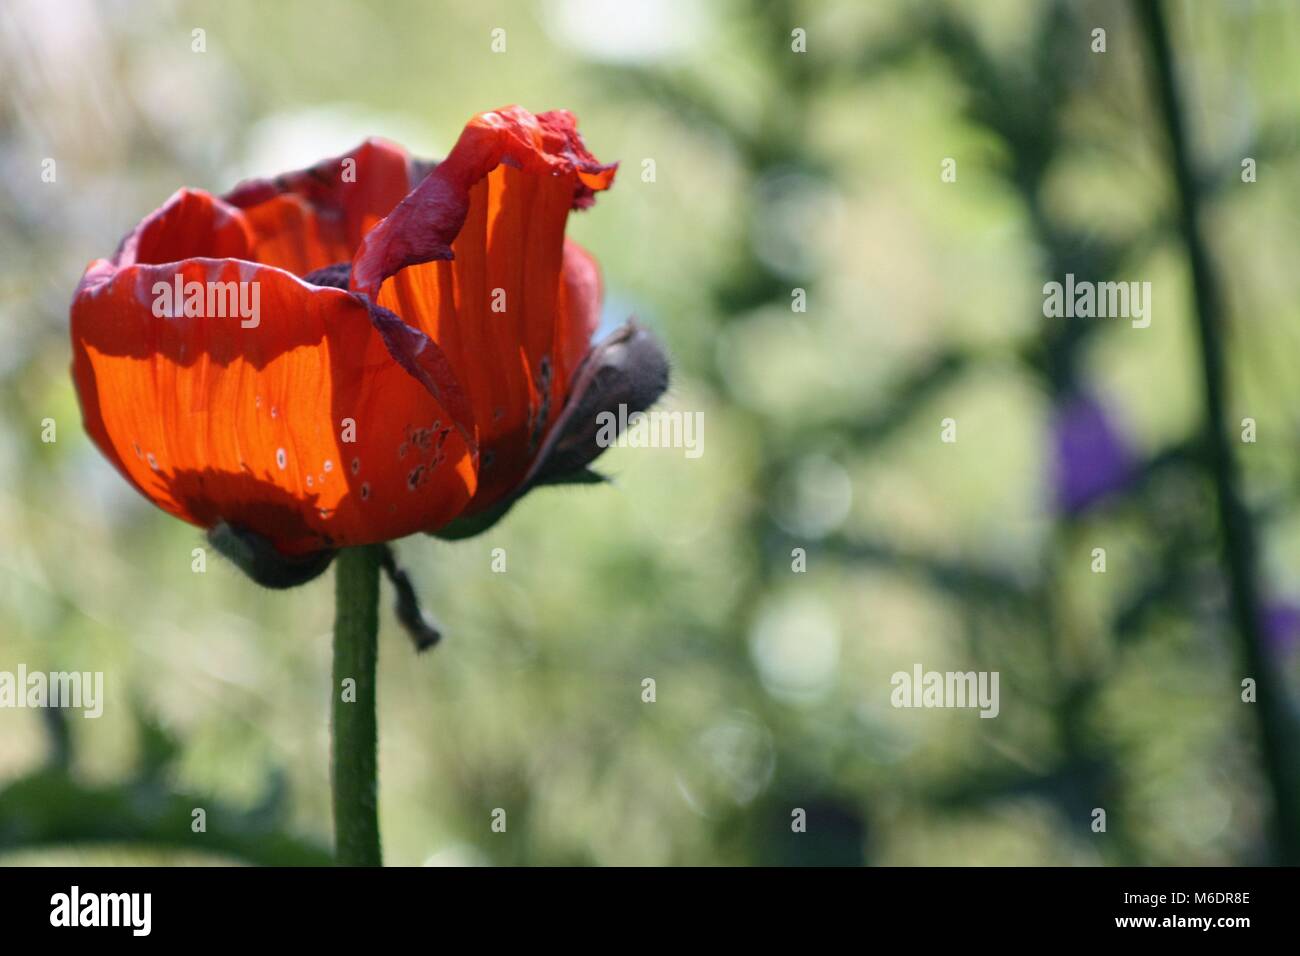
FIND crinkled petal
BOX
[349,106,616,511]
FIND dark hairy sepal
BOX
[208,522,336,589]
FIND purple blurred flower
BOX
[1050,393,1137,514]
[1262,601,1300,657]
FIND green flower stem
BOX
[331,544,383,866]
[1140,0,1300,862]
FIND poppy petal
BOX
[349,106,617,511]
[70,257,477,555]
[118,187,255,266]
[554,238,603,405]
[224,138,414,277]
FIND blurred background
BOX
[2,0,1300,866]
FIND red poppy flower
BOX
[70,106,667,570]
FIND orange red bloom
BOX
[70,106,661,560]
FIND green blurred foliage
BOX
[1,0,1299,865]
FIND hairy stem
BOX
[331,544,383,866]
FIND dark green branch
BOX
[1139,0,1300,863]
